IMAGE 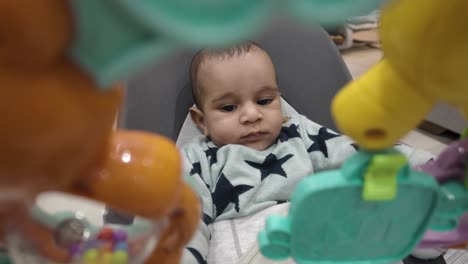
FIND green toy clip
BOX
[363,153,407,201]
[461,127,468,139]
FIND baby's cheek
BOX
[210,121,240,145]
[270,113,284,132]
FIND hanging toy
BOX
[0,1,200,263]
[332,0,468,150]
[259,0,468,262]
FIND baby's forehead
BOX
[200,46,269,68]
[197,53,242,74]
[199,50,273,78]
[195,48,277,102]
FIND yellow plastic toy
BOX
[332,0,468,150]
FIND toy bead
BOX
[112,229,128,243]
[114,241,128,251]
[111,250,129,264]
[83,249,98,264]
[98,227,114,241]
[100,241,114,252]
[84,239,99,251]
[101,252,113,264]
[68,242,83,256]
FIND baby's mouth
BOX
[242,132,267,142]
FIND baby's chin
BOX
[240,139,276,151]
[212,141,273,151]
[213,137,277,151]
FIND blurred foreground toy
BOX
[416,138,468,249]
[332,0,468,150]
[70,0,383,87]
[330,0,468,251]
[260,0,468,262]
[258,149,468,264]
[0,1,199,263]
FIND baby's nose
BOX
[240,104,262,124]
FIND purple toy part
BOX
[113,229,128,243]
[416,139,468,248]
[415,139,468,183]
[418,213,468,248]
[69,243,83,256]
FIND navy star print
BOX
[190,162,210,188]
[187,247,207,264]
[190,162,201,176]
[245,153,293,181]
[211,173,253,217]
[204,146,219,165]
[307,127,340,158]
[202,213,213,226]
[278,124,301,142]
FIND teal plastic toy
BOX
[116,0,273,45]
[69,0,382,88]
[0,250,11,264]
[430,181,468,231]
[70,0,176,88]
[69,0,272,87]
[258,149,455,264]
[288,0,385,27]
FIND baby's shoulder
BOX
[283,114,334,135]
[280,114,318,137]
[282,114,302,124]
[181,135,212,157]
[284,114,321,127]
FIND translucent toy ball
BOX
[5,192,167,264]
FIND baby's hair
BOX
[189,40,264,110]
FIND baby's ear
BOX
[189,106,208,136]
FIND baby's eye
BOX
[257,99,273,106]
[220,105,237,112]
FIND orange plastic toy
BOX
[0,1,199,263]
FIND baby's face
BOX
[195,49,283,151]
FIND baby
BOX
[180,41,433,264]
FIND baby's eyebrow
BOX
[257,85,279,93]
[211,92,235,104]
